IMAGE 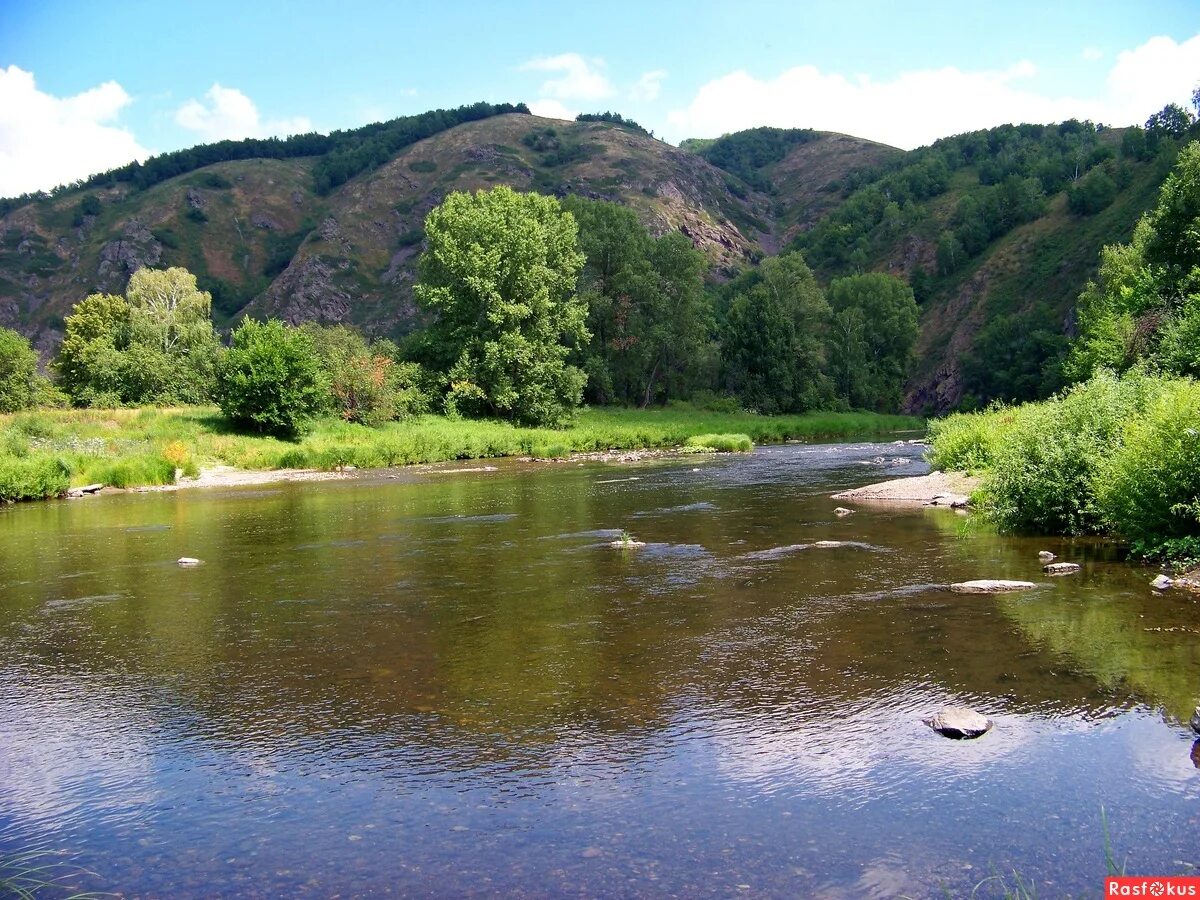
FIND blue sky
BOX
[2,0,1198,194]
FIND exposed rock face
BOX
[261,254,355,324]
[924,707,994,739]
[185,188,206,210]
[1043,562,1081,576]
[96,219,162,289]
[250,213,280,230]
[950,580,1037,594]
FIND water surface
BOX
[1,442,1198,897]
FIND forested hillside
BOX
[2,99,1197,413]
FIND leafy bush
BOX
[216,319,329,437]
[0,327,51,412]
[985,373,1158,535]
[685,433,753,452]
[927,406,1030,471]
[1096,379,1200,556]
[0,455,70,502]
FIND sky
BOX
[1,0,1198,196]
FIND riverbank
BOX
[831,470,981,506]
[0,405,922,502]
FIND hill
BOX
[0,104,1191,412]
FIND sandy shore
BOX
[135,465,353,493]
[831,470,981,506]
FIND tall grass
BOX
[0,849,106,899]
[927,372,1200,562]
[0,405,922,502]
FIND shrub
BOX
[0,327,48,413]
[1096,379,1200,557]
[216,319,329,437]
[0,455,70,502]
[926,406,1033,472]
[685,433,753,452]
[986,373,1157,534]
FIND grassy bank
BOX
[928,372,1200,565]
[0,405,922,502]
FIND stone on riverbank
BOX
[1151,574,1174,590]
[832,471,980,507]
[924,707,994,739]
[950,580,1037,594]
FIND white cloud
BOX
[520,53,614,102]
[1082,46,1104,61]
[175,83,312,143]
[528,98,577,121]
[666,32,1200,148]
[630,69,667,103]
[0,66,149,195]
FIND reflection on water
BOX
[1,441,1198,897]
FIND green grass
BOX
[0,404,921,500]
[0,849,107,899]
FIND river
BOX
[1,441,1197,897]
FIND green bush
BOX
[0,327,50,413]
[986,373,1157,535]
[0,455,70,502]
[685,433,753,452]
[1096,379,1200,556]
[927,406,1033,471]
[216,319,329,437]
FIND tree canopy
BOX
[415,186,589,426]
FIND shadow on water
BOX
[0,441,1197,897]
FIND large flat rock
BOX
[831,471,981,506]
[950,580,1037,594]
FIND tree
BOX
[52,266,221,406]
[0,327,54,412]
[827,273,918,410]
[720,252,831,413]
[415,186,589,426]
[216,319,328,437]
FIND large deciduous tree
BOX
[826,273,918,410]
[416,186,589,426]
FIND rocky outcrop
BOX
[96,219,162,289]
[260,254,355,324]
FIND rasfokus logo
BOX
[1106,878,1200,897]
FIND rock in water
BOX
[177,557,202,567]
[1043,562,1081,576]
[1038,551,1056,562]
[950,580,1036,594]
[1151,574,1174,590]
[1190,706,1200,735]
[834,507,855,517]
[924,707,994,739]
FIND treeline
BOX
[0,102,529,214]
[575,112,652,137]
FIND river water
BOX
[1,441,1197,897]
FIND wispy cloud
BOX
[630,69,667,103]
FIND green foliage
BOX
[416,186,589,426]
[927,406,1022,472]
[216,319,329,436]
[0,454,70,502]
[827,273,918,410]
[1067,141,1200,382]
[301,323,430,426]
[961,306,1068,404]
[564,197,712,407]
[1067,167,1118,214]
[1095,379,1200,556]
[694,127,819,192]
[93,452,177,488]
[53,267,221,406]
[684,432,753,452]
[986,372,1153,535]
[0,327,52,413]
[720,252,832,413]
